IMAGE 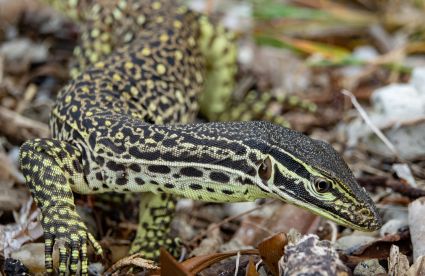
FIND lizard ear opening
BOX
[258,156,272,182]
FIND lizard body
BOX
[19,1,381,274]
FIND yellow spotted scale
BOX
[19,0,381,275]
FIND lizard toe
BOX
[88,232,103,256]
[58,243,70,275]
[44,234,54,274]
[69,236,81,275]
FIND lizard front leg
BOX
[19,138,102,275]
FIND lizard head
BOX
[251,122,382,231]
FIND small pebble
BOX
[354,259,387,276]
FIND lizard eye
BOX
[314,177,331,193]
[258,157,272,182]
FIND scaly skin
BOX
[20,0,382,274]
[217,89,317,127]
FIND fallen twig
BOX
[357,176,425,199]
[0,106,49,142]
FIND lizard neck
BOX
[142,172,268,203]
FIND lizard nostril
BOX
[360,209,370,217]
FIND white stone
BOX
[225,201,258,217]
[410,66,425,95]
[352,46,379,61]
[371,84,424,120]
[345,74,425,160]
[222,3,252,31]
[0,38,48,63]
[366,123,425,160]
[340,46,379,78]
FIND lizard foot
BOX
[42,207,103,275]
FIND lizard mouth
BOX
[321,207,382,232]
[285,195,383,231]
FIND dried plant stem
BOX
[341,89,401,160]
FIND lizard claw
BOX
[41,207,103,275]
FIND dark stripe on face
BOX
[269,147,310,180]
[273,165,304,201]
[320,172,354,200]
[241,140,308,179]
[273,166,352,222]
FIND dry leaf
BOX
[339,228,411,267]
[160,248,191,276]
[245,256,258,276]
[181,249,258,274]
[257,232,287,276]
